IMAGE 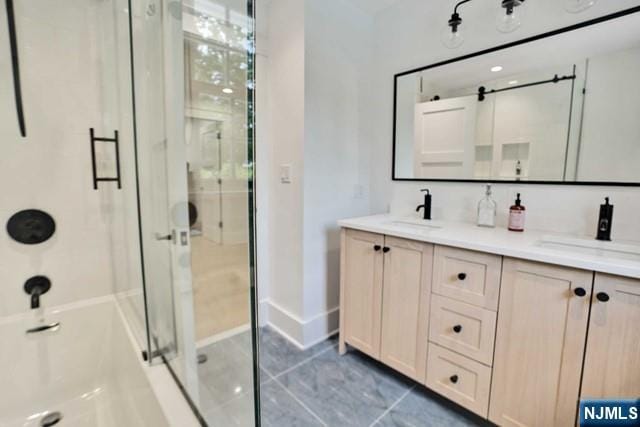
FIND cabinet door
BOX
[489,258,592,427]
[581,273,640,398]
[380,236,433,381]
[339,229,384,359]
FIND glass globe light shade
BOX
[441,25,464,49]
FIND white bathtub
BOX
[0,298,170,427]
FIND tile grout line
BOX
[368,385,416,427]
[271,343,338,380]
[271,375,329,427]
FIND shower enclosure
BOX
[0,0,259,425]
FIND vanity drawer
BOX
[429,295,496,366]
[426,344,491,418]
[433,245,502,310]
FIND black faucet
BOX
[24,276,51,309]
[416,189,432,220]
[596,197,614,241]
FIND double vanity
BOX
[338,215,640,426]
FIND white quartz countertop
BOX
[338,214,640,279]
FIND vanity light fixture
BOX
[496,0,526,33]
[441,0,471,49]
[441,0,531,49]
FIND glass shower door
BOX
[130,0,260,425]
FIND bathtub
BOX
[0,297,169,427]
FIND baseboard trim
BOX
[262,300,339,350]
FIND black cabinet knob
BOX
[450,375,459,384]
[453,325,462,333]
[374,245,382,251]
[596,292,610,303]
[573,287,587,297]
[457,273,467,281]
[383,247,391,253]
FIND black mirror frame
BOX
[391,6,640,186]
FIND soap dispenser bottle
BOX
[477,184,497,228]
[508,193,526,232]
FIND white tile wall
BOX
[0,0,141,319]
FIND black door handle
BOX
[596,292,610,303]
[450,375,459,384]
[457,273,467,281]
[383,247,390,253]
[374,245,381,251]
[573,287,587,297]
[453,325,462,333]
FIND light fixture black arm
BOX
[5,0,26,137]
[454,0,473,14]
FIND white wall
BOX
[259,0,373,346]
[262,0,306,335]
[369,0,640,241]
[302,0,373,344]
[0,0,143,321]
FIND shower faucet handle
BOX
[24,276,51,309]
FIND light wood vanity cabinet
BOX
[489,259,592,427]
[379,236,432,380]
[581,273,640,399]
[339,229,432,381]
[339,227,640,426]
[432,245,502,310]
[339,229,384,359]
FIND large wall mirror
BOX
[393,8,640,185]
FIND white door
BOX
[414,96,477,179]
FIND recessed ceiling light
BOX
[508,80,518,85]
[491,66,503,72]
[222,88,234,94]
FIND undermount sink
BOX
[387,218,443,230]
[537,235,640,261]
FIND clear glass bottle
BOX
[477,184,497,228]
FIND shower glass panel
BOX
[132,0,259,424]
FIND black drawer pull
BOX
[596,292,610,303]
[457,273,467,281]
[573,287,587,297]
[450,375,459,384]
[453,325,462,333]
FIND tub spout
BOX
[24,276,51,310]
[31,291,41,309]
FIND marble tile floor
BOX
[197,327,493,427]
